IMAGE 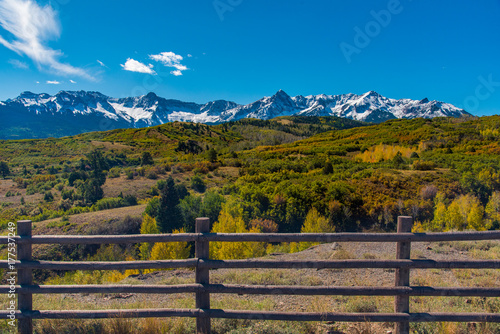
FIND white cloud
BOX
[70,79,76,83]
[97,60,106,67]
[0,0,92,79]
[46,80,60,84]
[187,54,192,58]
[120,58,156,74]
[8,58,28,69]
[149,51,188,75]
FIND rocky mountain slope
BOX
[0,90,469,139]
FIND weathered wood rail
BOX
[1,216,500,334]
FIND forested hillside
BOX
[1,115,499,238]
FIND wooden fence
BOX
[1,216,500,334]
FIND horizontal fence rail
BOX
[1,217,500,334]
[2,230,500,245]
[2,259,500,270]
[1,284,500,297]
[1,309,500,323]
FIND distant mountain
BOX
[0,90,470,139]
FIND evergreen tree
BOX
[157,176,184,232]
[392,151,405,168]
[322,161,333,175]
[87,150,107,186]
[141,152,154,166]
[78,150,107,204]
[0,161,10,179]
[82,178,104,204]
[207,148,217,163]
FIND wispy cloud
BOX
[70,79,76,83]
[97,60,106,67]
[46,80,60,84]
[8,58,28,69]
[149,51,188,75]
[120,58,156,74]
[0,0,92,79]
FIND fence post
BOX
[195,217,211,334]
[17,220,33,334]
[394,216,413,334]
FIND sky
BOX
[0,0,499,116]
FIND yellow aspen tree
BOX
[291,208,334,252]
[447,194,485,231]
[139,214,159,260]
[150,229,191,260]
[486,192,500,228]
[209,205,266,260]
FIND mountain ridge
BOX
[0,90,470,139]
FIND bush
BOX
[44,191,54,202]
[92,197,127,211]
[412,160,436,171]
[61,189,75,200]
[108,167,121,178]
[141,152,154,166]
[191,174,206,193]
[146,171,158,180]
[123,194,138,206]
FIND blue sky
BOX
[0,0,499,116]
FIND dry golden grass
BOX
[33,204,146,236]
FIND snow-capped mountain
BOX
[0,90,470,139]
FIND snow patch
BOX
[109,102,154,122]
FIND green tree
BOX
[201,191,225,225]
[44,191,54,202]
[207,148,217,163]
[144,196,160,218]
[87,149,107,186]
[0,161,10,179]
[141,152,154,166]
[81,178,104,204]
[191,174,206,193]
[392,151,405,168]
[179,195,202,232]
[322,161,333,175]
[79,150,107,204]
[157,176,184,233]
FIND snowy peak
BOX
[0,90,470,139]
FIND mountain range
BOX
[0,90,470,139]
